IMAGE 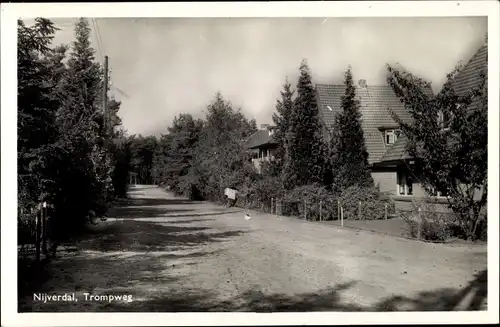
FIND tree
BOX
[50,17,113,232]
[386,61,487,240]
[129,135,158,184]
[17,18,61,211]
[191,93,258,201]
[272,77,295,171]
[282,59,327,189]
[156,114,204,190]
[151,133,172,186]
[329,67,373,192]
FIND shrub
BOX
[399,199,487,242]
[338,185,394,220]
[237,176,283,211]
[280,184,338,221]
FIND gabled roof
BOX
[451,44,487,96]
[316,83,433,164]
[376,43,487,164]
[379,135,412,162]
[245,129,277,149]
[451,43,487,114]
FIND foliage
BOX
[17,18,127,242]
[387,55,487,240]
[18,18,61,213]
[155,114,204,192]
[271,77,295,173]
[149,93,258,202]
[400,199,486,242]
[128,135,158,184]
[109,130,132,198]
[282,60,328,189]
[280,184,338,221]
[237,175,284,210]
[329,67,373,192]
[338,185,394,220]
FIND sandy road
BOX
[19,185,487,312]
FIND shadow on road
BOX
[18,218,247,312]
[73,220,246,252]
[115,197,202,207]
[108,206,195,219]
[106,269,488,312]
[60,269,486,312]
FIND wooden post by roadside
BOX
[304,200,307,220]
[385,203,388,220]
[358,201,362,220]
[41,202,48,256]
[319,200,323,221]
[35,203,42,264]
[341,205,344,227]
[271,198,274,215]
[338,201,341,222]
[417,207,422,240]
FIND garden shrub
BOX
[280,184,338,221]
[238,176,283,211]
[399,198,478,242]
[338,185,394,220]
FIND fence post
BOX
[304,200,307,220]
[320,200,323,221]
[337,200,340,221]
[358,201,362,220]
[341,205,344,227]
[271,198,274,215]
[35,203,42,264]
[385,203,388,220]
[417,207,422,240]
[42,202,48,256]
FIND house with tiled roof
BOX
[316,80,432,211]
[245,42,487,210]
[245,124,278,173]
[316,42,487,211]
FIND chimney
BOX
[358,79,367,88]
[260,123,270,130]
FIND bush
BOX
[237,176,283,210]
[280,184,338,221]
[338,185,394,220]
[400,199,487,242]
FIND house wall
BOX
[371,168,397,195]
[371,165,455,214]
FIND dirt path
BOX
[19,185,487,312]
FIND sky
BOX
[38,17,487,136]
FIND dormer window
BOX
[438,109,452,131]
[385,129,397,145]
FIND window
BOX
[430,187,448,198]
[385,129,398,145]
[397,171,413,196]
[438,110,452,131]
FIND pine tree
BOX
[57,18,103,139]
[52,18,112,229]
[17,18,61,211]
[282,59,326,189]
[272,77,294,169]
[329,67,373,192]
